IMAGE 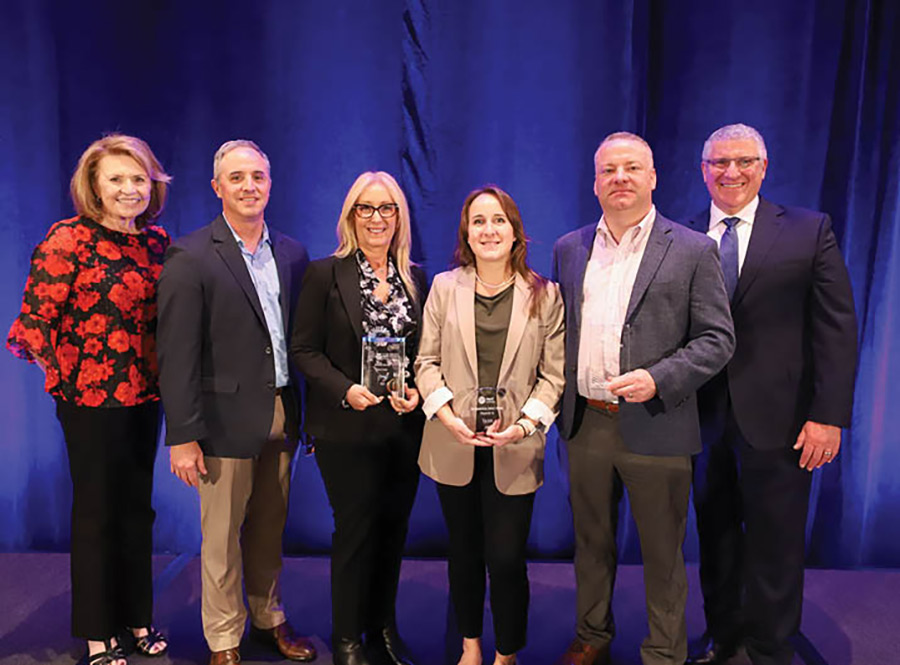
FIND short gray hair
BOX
[702,124,767,161]
[594,131,654,169]
[212,139,271,180]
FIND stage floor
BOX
[0,553,896,664]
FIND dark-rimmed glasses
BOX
[353,203,399,219]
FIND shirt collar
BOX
[222,213,270,251]
[709,196,759,231]
[596,205,656,246]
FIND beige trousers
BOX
[197,395,293,652]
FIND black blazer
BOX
[684,198,857,449]
[290,254,427,444]
[157,215,309,457]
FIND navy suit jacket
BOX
[157,215,309,458]
[684,198,857,449]
[553,212,735,456]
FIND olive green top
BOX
[474,284,514,388]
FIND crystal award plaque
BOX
[456,386,510,433]
[361,336,406,398]
[473,387,501,432]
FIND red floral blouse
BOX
[7,216,170,407]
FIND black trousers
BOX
[692,404,812,665]
[436,447,535,656]
[315,428,421,641]
[56,399,160,640]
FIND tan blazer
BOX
[415,266,565,495]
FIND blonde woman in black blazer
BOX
[291,172,426,665]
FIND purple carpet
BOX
[0,554,896,664]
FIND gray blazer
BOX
[552,212,735,456]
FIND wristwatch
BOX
[516,417,538,438]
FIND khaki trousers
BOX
[197,395,293,652]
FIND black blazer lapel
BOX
[335,256,364,341]
[626,214,673,322]
[211,215,266,328]
[408,267,426,336]
[734,198,785,306]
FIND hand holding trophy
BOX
[454,386,521,445]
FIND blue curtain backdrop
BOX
[0,0,897,567]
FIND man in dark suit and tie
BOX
[683,124,857,665]
[553,132,735,665]
[157,140,316,665]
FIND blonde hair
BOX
[334,171,419,303]
[70,134,171,228]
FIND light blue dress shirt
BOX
[223,216,289,387]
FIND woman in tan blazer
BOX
[415,185,565,665]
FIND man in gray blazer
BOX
[552,132,735,665]
[158,140,315,665]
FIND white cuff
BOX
[422,386,454,420]
[521,397,556,430]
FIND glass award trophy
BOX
[361,336,406,398]
[457,386,511,433]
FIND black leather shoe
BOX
[685,634,737,664]
[367,626,417,665]
[333,637,372,665]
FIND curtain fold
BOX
[0,0,896,567]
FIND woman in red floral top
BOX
[7,135,172,665]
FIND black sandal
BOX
[88,639,126,665]
[131,626,168,657]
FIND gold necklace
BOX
[475,272,515,289]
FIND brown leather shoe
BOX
[250,622,316,662]
[554,638,610,665]
[209,647,241,665]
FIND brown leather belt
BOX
[585,397,619,413]
[275,387,284,396]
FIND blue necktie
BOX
[720,217,740,301]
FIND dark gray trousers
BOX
[566,404,692,665]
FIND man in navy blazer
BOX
[552,132,734,665]
[157,140,315,665]
[683,124,857,665]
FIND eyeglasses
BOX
[353,203,399,219]
[704,157,763,172]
